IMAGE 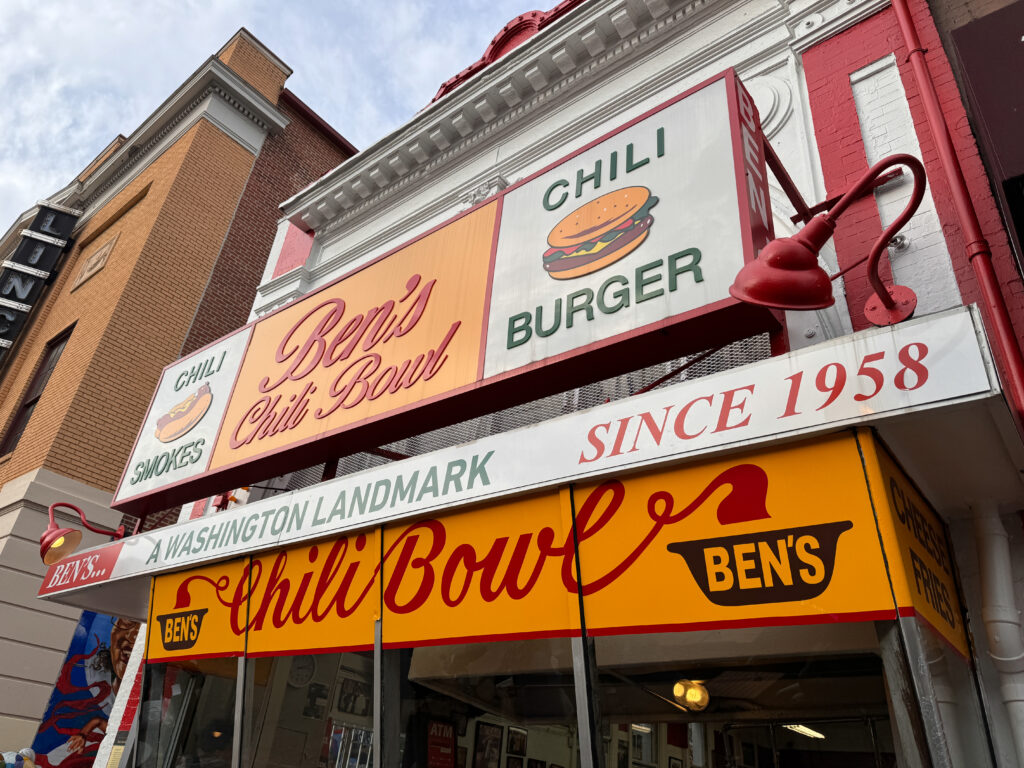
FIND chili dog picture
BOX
[155,383,213,443]
[115,328,252,502]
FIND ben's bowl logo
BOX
[156,608,209,651]
[542,187,659,280]
[668,521,853,606]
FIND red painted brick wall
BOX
[272,224,315,279]
[802,0,1024,343]
[180,97,353,356]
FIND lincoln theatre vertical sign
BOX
[112,70,777,515]
[0,204,80,366]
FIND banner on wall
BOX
[30,611,140,768]
[111,69,776,516]
[140,431,964,656]
[39,307,995,600]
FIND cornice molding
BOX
[68,58,289,219]
[255,0,892,314]
[784,0,891,51]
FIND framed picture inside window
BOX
[507,726,527,756]
[473,722,503,768]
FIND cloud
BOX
[0,0,537,227]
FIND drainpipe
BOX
[922,629,967,765]
[889,0,1024,424]
[974,503,1024,765]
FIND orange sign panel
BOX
[144,433,964,658]
[381,489,581,646]
[576,433,897,634]
[148,558,248,661]
[209,202,497,472]
[245,533,379,656]
[861,434,970,657]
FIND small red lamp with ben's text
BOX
[730,154,926,326]
[40,502,125,565]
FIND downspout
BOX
[889,0,1024,424]
[973,503,1024,765]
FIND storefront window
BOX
[137,659,238,768]
[386,638,579,768]
[592,626,899,767]
[245,651,374,768]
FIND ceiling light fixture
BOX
[672,679,710,712]
[782,724,826,740]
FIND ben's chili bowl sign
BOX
[147,433,902,657]
[62,306,993,599]
[112,69,776,515]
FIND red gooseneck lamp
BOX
[730,154,926,326]
[40,502,125,565]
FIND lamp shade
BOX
[729,216,836,311]
[40,525,83,565]
[673,679,710,711]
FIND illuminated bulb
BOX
[783,724,825,740]
[672,679,709,711]
[52,536,65,548]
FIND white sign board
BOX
[485,77,760,376]
[110,70,774,515]
[40,307,996,597]
[115,329,251,501]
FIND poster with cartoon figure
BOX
[30,611,139,768]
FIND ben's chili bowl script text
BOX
[231,274,460,448]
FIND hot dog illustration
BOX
[155,383,212,443]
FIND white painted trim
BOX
[20,230,66,248]
[71,59,288,224]
[35,200,83,216]
[0,297,32,313]
[2,261,50,280]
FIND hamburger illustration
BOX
[543,186,659,280]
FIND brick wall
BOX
[179,95,353,356]
[0,132,196,486]
[802,0,1024,349]
[49,121,256,490]
[0,119,256,491]
[929,0,1017,43]
[218,34,288,104]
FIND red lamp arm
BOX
[48,502,126,539]
[824,154,927,311]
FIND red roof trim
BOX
[431,0,590,103]
[279,88,358,157]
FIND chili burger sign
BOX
[113,70,776,514]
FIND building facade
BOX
[33,1,1024,767]
[0,29,354,752]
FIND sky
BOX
[0,0,540,228]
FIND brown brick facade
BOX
[0,41,352,496]
[0,121,255,490]
[217,33,289,104]
[180,93,354,356]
